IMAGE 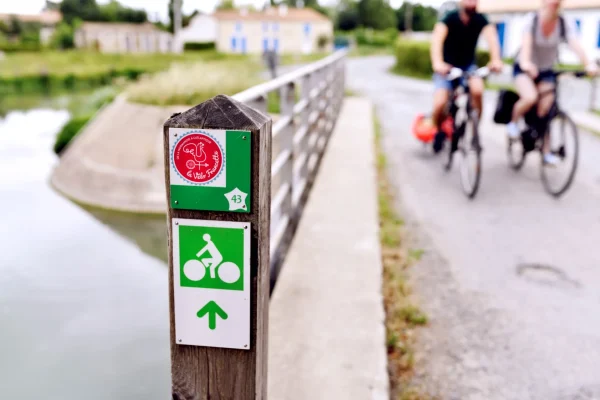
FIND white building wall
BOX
[179,15,217,43]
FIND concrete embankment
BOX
[50,95,186,214]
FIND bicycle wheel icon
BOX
[183,259,241,284]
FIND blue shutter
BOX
[241,37,247,54]
[597,21,600,47]
[231,36,237,52]
[303,23,311,36]
[274,38,279,52]
[263,38,269,51]
[575,19,582,34]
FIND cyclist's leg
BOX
[432,73,452,152]
[467,76,484,119]
[536,72,558,163]
[432,74,451,129]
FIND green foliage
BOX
[54,114,93,154]
[396,2,438,32]
[99,0,147,23]
[393,39,490,79]
[357,0,397,30]
[336,8,359,31]
[355,27,397,47]
[317,34,330,50]
[50,22,75,50]
[216,0,235,10]
[60,0,147,24]
[183,42,216,51]
[0,50,224,95]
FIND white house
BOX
[214,6,333,55]
[176,13,217,47]
[479,0,600,65]
[74,22,175,54]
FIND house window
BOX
[263,22,268,32]
[272,22,279,32]
[235,22,242,32]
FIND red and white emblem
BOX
[173,133,224,184]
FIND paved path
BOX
[268,97,388,400]
[347,56,600,400]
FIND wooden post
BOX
[163,95,271,399]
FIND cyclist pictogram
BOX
[183,233,241,285]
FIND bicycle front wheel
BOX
[458,111,482,199]
[540,111,579,198]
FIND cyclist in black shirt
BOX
[430,0,504,153]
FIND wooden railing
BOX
[233,49,347,285]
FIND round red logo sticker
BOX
[173,133,224,184]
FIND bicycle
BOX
[507,70,584,198]
[440,66,492,199]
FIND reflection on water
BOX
[80,205,168,263]
[0,105,170,399]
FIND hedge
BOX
[183,42,216,51]
[355,27,398,48]
[0,67,145,95]
[393,39,491,79]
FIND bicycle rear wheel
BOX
[507,134,526,170]
[458,111,482,199]
[540,111,579,197]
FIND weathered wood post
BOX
[163,95,271,399]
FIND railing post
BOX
[163,94,271,400]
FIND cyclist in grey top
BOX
[507,0,597,165]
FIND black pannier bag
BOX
[493,89,520,125]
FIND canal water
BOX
[0,97,170,399]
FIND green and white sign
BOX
[172,218,250,350]
[169,128,251,213]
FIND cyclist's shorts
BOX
[513,63,556,84]
[433,64,477,91]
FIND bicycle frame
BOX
[523,70,586,149]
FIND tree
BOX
[60,0,102,24]
[336,9,359,31]
[99,1,147,23]
[50,22,75,49]
[396,2,437,32]
[216,0,236,10]
[357,0,396,30]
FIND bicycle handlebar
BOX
[446,66,491,81]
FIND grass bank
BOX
[0,50,244,95]
[374,111,431,399]
[53,86,119,154]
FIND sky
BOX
[1,0,445,23]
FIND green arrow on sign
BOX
[197,301,228,330]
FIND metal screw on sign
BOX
[175,201,179,205]
[243,136,247,140]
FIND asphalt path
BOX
[348,56,600,400]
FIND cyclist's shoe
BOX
[543,152,560,167]
[432,131,446,154]
[507,121,520,140]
